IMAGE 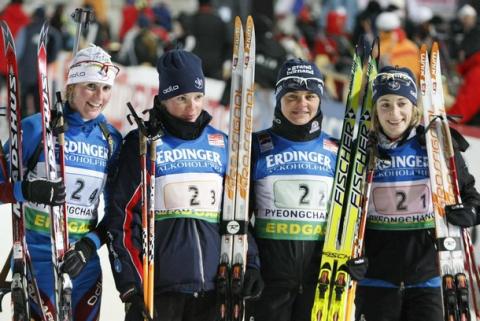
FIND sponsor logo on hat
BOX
[69,71,86,79]
[163,85,179,94]
[195,77,203,89]
[387,81,401,90]
[286,65,314,75]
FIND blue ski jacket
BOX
[107,120,260,297]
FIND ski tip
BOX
[420,43,428,54]
[370,37,380,60]
[234,15,242,27]
[432,41,439,53]
[38,22,49,51]
[0,21,15,52]
[246,15,254,27]
[244,15,255,48]
[232,17,243,68]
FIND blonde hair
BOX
[65,84,75,103]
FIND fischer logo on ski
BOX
[311,41,378,321]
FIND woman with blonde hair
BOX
[355,65,480,321]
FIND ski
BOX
[430,43,480,321]
[1,20,31,321]
[345,41,379,321]
[37,23,72,321]
[421,43,480,321]
[217,15,255,321]
[311,42,377,321]
[1,20,52,321]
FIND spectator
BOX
[0,0,29,37]
[50,3,75,51]
[133,15,161,66]
[0,0,29,84]
[16,6,62,116]
[275,13,311,60]
[119,0,139,41]
[352,1,382,51]
[447,5,480,125]
[376,11,420,79]
[314,7,353,74]
[251,14,287,130]
[185,0,231,80]
[408,6,434,47]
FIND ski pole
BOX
[53,92,70,253]
[126,102,158,319]
[147,138,156,318]
[71,8,94,55]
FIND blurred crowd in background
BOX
[1,0,480,126]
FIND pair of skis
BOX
[420,42,480,321]
[1,21,72,320]
[38,23,72,321]
[126,102,161,320]
[311,42,378,321]
[217,16,255,321]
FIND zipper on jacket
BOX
[298,241,305,294]
[192,222,206,290]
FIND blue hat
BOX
[274,58,325,102]
[157,50,205,101]
[372,66,417,105]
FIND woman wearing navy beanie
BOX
[354,66,480,321]
[106,49,262,321]
[247,58,363,321]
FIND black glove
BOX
[21,178,66,206]
[446,203,478,227]
[124,293,153,321]
[61,237,96,278]
[346,257,369,281]
[242,268,264,300]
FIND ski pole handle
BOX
[71,8,94,55]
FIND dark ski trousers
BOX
[152,291,217,321]
[354,285,443,321]
[246,285,316,321]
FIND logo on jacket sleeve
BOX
[208,134,225,147]
[323,139,338,153]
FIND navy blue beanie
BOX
[274,58,325,103]
[157,50,205,101]
[372,66,417,105]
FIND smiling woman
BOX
[0,43,123,321]
[355,65,480,321]
[65,46,119,120]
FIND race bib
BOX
[163,180,221,211]
[372,183,430,215]
[273,179,328,210]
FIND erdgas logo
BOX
[163,85,179,94]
